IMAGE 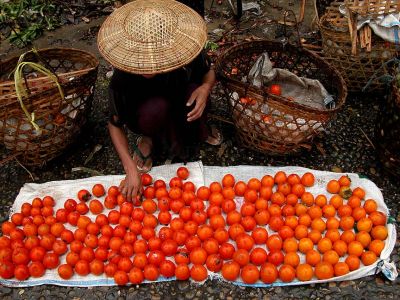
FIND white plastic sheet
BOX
[0,162,396,287]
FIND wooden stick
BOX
[360,26,366,48]
[15,158,35,181]
[298,0,306,23]
[359,127,376,150]
[348,9,358,55]
[366,26,372,52]
[347,8,354,41]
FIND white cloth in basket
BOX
[247,53,334,109]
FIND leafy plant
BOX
[1,0,117,47]
[1,0,59,47]
[205,40,219,51]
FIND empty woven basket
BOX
[0,48,98,166]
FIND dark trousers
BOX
[133,83,209,159]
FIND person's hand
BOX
[186,83,212,122]
[119,166,142,202]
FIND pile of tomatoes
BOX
[0,167,389,285]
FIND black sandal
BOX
[132,135,153,173]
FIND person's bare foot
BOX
[205,126,223,146]
[133,135,153,173]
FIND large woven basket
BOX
[346,0,400,17]
[215,40,347,155]
[319,2,398,92]
[0,48,98,166]
[316,0,338,20]
[376,81,400,178]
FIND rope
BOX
[13,49,64,132]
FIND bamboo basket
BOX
[0,48,98,166]
[346,0,400,17]
[319,2,398,92]
[215,40,347,155]
[344,1,400,55]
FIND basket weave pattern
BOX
[346,0,400,17]
[0,48,98,166]
[97,0,207,74]
[215,41,347,155]
[319,2,398,92]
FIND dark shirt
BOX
[108,51,211,129]
[177,0,205,17]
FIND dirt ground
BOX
[0,1,399,299]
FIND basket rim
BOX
[0,47,99,69]
[0,47,99,109]
[215,40,347,115]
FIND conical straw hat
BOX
[97,0,208,74]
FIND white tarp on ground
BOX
[0,161,397,287]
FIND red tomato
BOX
[75,260,90,276]
[143,264,159,281]
[90,259,104,275]
[169,177,183,188]
[0,248,12,263]
[159,260,176,278]
[92,184,105,198]
[67,211,80,226]
[177,167,189,180]
[43,252,60,269]
[53,240,68,255]
[141,174,153,186]
[147,250,165,266]
[42,196,55,207]
[0,261,14,279]
[29,247,46,262]
[77,190,91,202]
[267,250,284,266]
[14,264,30,280]
[206,254,223,272]
[104,263,118,277]
[129,267,144,284]
[29,261,45,277]
[269,84,282,96]
[64,199,77,212]
[12,247,30,265]
[161,239,178,256]
[219,242,235,260]
[76,202,89,215]
[56,209,68,223]
[58,264,74,279]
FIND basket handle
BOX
[14,49,64,132]
[281,9,302,47]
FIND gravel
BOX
[1,1,400,300]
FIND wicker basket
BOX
[215,40,347,155]
[316,0,338,20]
[319,2,398,92]
[0,48,98,166]
[376,81,400,178]
[346,0,400,17]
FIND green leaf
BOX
[205,40,219,51]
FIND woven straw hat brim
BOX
[97,0,208,74]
